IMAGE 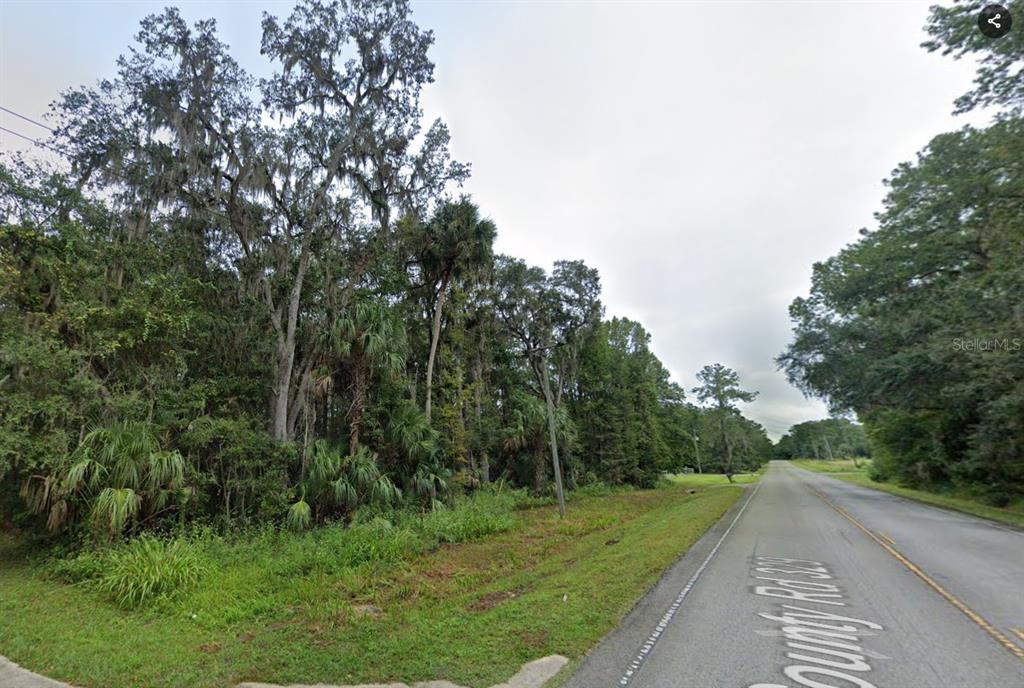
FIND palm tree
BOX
[325,297,407,453]
[286,441,402,529]
[416,198,497,424]
[23,421,187,538]
[502,392,551,492]
[411,459,451,510]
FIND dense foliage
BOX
[779,2,1024,501]
[0,0,770,541]
[774,419,870,462]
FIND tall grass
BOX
[46,536,204,608]
[99,537,204,608]
[45,490,521,612]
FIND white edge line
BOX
[617,480,763,687]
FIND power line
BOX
[0,105,54,132]
[0,123,235,225]
[0,124,61,153]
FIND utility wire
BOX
[0,124,61,153]
[0,122,235,224]
[0,105,54,132]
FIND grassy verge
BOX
[788,459,870,474]
[665,470,762,486]
[790,460,1024,529]
[0,482,745,688]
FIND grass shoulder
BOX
[0,481,744,688]
[789,459,869,474]
[790,459,1024,529]
[666,469,764,487]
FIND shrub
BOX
[44,549,106,584]
[418,496,515,544]
[573,482,616,498]
[99,536,204,608]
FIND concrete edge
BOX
[0,655,76,688]
[235,655,569,688]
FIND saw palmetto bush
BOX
[21,421,189,538]
[287,442,402,530]
[411,459,451,510]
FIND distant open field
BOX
[665,471,762,487]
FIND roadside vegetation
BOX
[0,3,772,683]
[789,459,869,474]
[0,0,772,551]
[776,3,1024,508]
[0,480,746,688]
[666,470,763,486]
[791,460,1024,529]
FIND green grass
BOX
[0,483,744,688]
[790,460,1024,529]
[666,470,763,487]
[789,459,871,474]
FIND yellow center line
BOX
[803,480,1024,663]
[877,532,897,547]
[1012,628,1024,645]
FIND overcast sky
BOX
[0,1,990,438]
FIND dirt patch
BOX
[515,628,550,648]
[468,589,519,611]
[237,632,255,643]
[199,642,221,654]
[352,604,383,618]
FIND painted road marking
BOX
[876,532,896,547]
[803,480,1024,663]
[1012,628,1024,645]
[748,556,886,688]
[616,480,763,687]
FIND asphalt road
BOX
[563,461,1024,688]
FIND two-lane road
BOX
[565,461,1024,688]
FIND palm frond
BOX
[347,447,380,492]
[331,477,358,509]
[91,487,141,537]
[286,499,312,531]
[370,475,401,506]
[62,457,106,494]
[146,450,185,492]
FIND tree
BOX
[923,0,1024,117]
[493,256,600,515]
[411,198,496,424]
[692,364,758,482]
[51,1,468,442]
[23,422,187,539]
[324,296,407,453]
[775,419,870,462]
[778,119,1024,495]
[573,318,670,486]
[2,0,781,542]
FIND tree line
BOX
[778,2,1023,503]
[773,419,870,462]
[0,0,770,541]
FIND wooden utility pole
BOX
[539,352,567,518]
[691,429,702,474]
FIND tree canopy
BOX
[779,5,1024,501]
[0,0,770,540]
